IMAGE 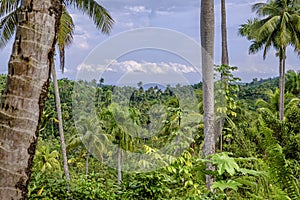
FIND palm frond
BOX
[66,0,114,34]
[57,7,75,72]
[0,0,19,17]
[0,8,18,49]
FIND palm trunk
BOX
[201,0,215,190]
[51,65,71,182]
[0,0,62,198]
[221,0,229,66]
[216,0,229,153]
[117,142,122,186]
[279,49,286,121]
[86,150,89,178]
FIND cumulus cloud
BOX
[107,60,196,74]
[125,6,150,13]
[77,60,196,75]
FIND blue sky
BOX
[0,0,299,83]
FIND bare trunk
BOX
[85,150,89,178]
[0,0,62,199]
[216,0,229,153]
[117,142,122,186]
[221,0,229,65]
[279,52,286,121]
[201,0,215,191]
[51,65,70,182]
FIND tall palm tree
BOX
[0,1,62,198]
[72,115,108,177]
[201,0,215,190]
[239,0,300,120]
[216,0,230,153]
[286,70,300,97]
[0,0,113,198]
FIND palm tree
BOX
[286,70,300,97]
[0,1,62,198]
[201,0,215,190]
[216,0,230,153]
[0,0,113,198]
[239,0,300,120]
[34,144,61,174]
[256,88,297,116]
[72,115,109,178]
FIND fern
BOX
[258,117,300,200]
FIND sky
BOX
[0,0,299,84]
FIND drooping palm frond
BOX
[65,0,114,34]
[0,8,18,49]
[57,6,75,72]
[0,0,19,17]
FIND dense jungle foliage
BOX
[0,67,299,200]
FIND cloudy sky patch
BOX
[0,0,299,83]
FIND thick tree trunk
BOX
[51,65,70,182]
[117,142,122,186]
[201,0,215,191]
[0,0,62,199]
[279,53,286,121]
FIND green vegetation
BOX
[0,67,298,199]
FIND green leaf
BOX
[212,180,243,192]
[211,153,240,176]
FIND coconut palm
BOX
[0,0,113,198]
[34,144,61,173]
[256,88,297,117]
[239,0,300,120]
[0,1,62,198]
[106,103,135,186]
[201,0,215,190]
[215,0,230,153]
[285,70,300,97]
[71,115,109,177]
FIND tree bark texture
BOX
[51,64,70,182]
[221,0,229,66]
[201,0,215,190]
[279,54,286,121]
[216,0,229,153]
[0,0,62,199]
[85,150,89,178]
[117,142,122,186]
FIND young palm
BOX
[72,115,109,177]
[285,70,300,97]
[239,0,300,120]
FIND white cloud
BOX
[77,60,196,75]
[125,6,149,13]
[107,60,196,74]
[77,63,96,72]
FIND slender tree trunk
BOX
[85,150,89,178]
[117,142,122,186]
[51,65,71,182]
[221,0,229,66]
[216,0,229,153]
[0,0,62,199]
[279,49,286,121]
[201,0,215,191]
